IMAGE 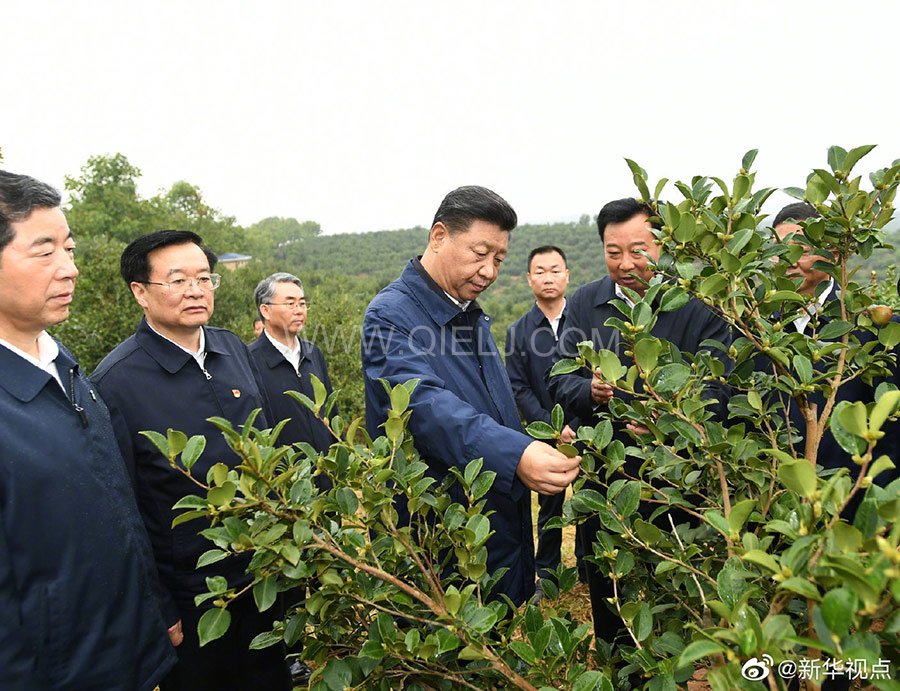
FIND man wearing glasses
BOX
[248,272,336,686]
[92,231,290,691]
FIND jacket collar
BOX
[402,259,483,327]
[134,317,229,374]
[0,337,77,403]
[253,331,311,369]
[592,276,619,307]
[525,299,567,329]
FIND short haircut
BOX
[527,245,568,272]
[254,272,304,320]
[120,230,217,285]
[0,170,63,254]
[432,185,517,235]
[772,202,819,228]
[596,198,659,243]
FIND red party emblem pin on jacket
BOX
[232,389,241,398]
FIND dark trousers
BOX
[160,594,291,691]
[535,490,585,581]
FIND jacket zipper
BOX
[68,369,89,428]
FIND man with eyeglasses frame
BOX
[92,230,290,691]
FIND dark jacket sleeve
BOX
[546,308,594,422]
[364,312,531,500]
[505,324,551,425]
[92,381,181,627]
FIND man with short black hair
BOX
[549,197,731,643]
[362,186,582,605]
[506,246,585,590]
[92,230,290,691]
[0,170,175,689]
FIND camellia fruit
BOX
[869,304,894,326]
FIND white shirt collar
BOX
[793,280,835,333]
[264,328,302,372]
[147,322,207,369]
[443,290,471,311]
[0,331,65,391]
[613,282,637,309]
[540,298,566,338]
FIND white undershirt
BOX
[444,291,472,311]
[0,331,65,391]
[614,282,637,309]
[265,329,302,373]
[546,298,566,337]
[793,280,835,333]
[147,323,207,370]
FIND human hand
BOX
[516,441,581,495]
[626,421,651,436]
[168,619,183,647]
[591,369,613,404]
[559,424,576,445]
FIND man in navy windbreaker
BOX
[362,185,582,605]
[92,231,290,691]
[0,170,175,690]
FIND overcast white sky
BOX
[3,1,899,235]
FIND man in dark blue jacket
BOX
[250,272,335,457]
[548,198,732,643]
[248,271,335,686]
[362,186,582,606]
[506,245,585,589]
[0,170,175,690]
[765,203,898,514]
[92,231,290,691]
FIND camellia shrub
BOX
[154,147,897,690]
[544,146,899,690]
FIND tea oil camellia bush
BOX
[546,147,899,690]
[146,381,606,691]
[152,147,897,691]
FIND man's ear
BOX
[259,303,272,323]
[130,282,150,309]
[428,222,450,253]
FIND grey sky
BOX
[3,0,899,234]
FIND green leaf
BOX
[384,416,403,444]
[742,549,780,573]
[457,644,486,660]
[877,321,900,348]
[322,659,353,690]
[390,383,410,413]
[196,549,229,568]
[778,577,820,601]
[837,401,868,438]
[198,607,232,646]
[870,389,900,433]
[633,602,653,641]
[572,671,613,691]
[550,404,564,432]
[549,358,580,376]
[698,274,728,298]
[659,286,689,312]
[820,587,858,637]
[817,319,853,341]
[335,486,359,515]
[526,421,557,440]
[253,576,278,612]
[727,499,756,535]
[615,481,641,518]
[140,430,169,457]
[650,363,691,395]
[841,144,876,174]
[678,639,726,666]
[829,402,867,456]
[172,509,206,527]
[778,459,817,499]
[832,521,862,553]
[792,355,813,384]
[207,482,236,507]
[741,149,759,171]
[167,429,188,457]
[868,454,896,481]
[597,349,625,381]
[181,435,206,471]
[634,338,660,372]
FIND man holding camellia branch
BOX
[548,197,732,645]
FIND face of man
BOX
[527,250,569,302]
[603,213,660,295]
[131,242,214,339]
[774,222,832,296]
[261,281,307,340]
[0,206,78,346]
[426,220,509,302]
